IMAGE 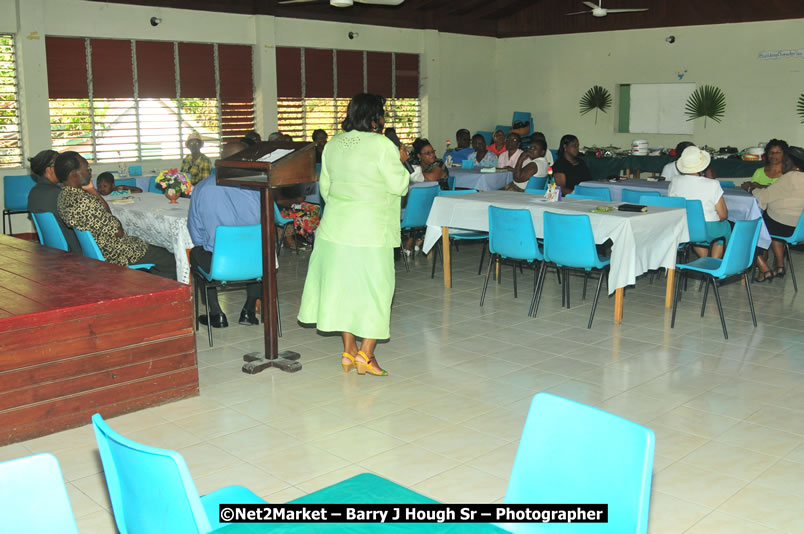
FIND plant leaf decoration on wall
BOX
[798,93,804,123]
[579,85,611,124]
[684,85,726,127]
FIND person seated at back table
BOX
[503,138,548,192]
[27,149,81,253]
[661,141,696,182]
[96,172,142,196]
[467,134,497,168]
[240,130,262,146]
[276,183,322,250]
[496,132,523,171]
[742,138,788,193]
[410,138,448,185]
[443,128,472,165]
[552,134,591,195]
[180,131,212,185]
[487,129,507,156]
[531,131,554,166]
[668,145,730,260]
[55,151,176,279]
[188,141,262,328]
[312,129,328,163]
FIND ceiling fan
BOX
[278,0,404,7]
[566,1,648,17]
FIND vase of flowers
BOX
[155,169,192,203]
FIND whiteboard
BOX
[628,83,695,134]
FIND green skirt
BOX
[298,238,395,340]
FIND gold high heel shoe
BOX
[341,352,356,373]
[355,350,388,376]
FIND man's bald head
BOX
[221,142,247,159]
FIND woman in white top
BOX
[496,132,523,170]
[661,141,695,182]
[668,146,730,259]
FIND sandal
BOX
[355,350,388,376]
[341,352,356,373]
[775,267,786,278]
[754,270,774,283]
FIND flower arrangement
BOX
[155,169,193,195]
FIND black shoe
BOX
[199,313,228,328]
[239,308,259,326]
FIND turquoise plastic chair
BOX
[3,174,35,234]
[476,130,493,145]
[502,393,654,534]
[536,212,610,328]
[639,195,686,209]
[31,212,69,251]
[0,453,79,534]
[147,177,161,193]
[480,206,544,314]
[447,174,456,191]
[400,185,439,271]
[74,228,155,271]
[116,178,137,188]
[92,414,266,534]
[511,111,533,137]
[274,202,297,255]
[193,224,270,347]
[672,218,762,339]
[524,187,546,195]
[573,185,611,201]
[526,176,547,190]
[719,180,735,188]
[565,193,602,200]
[770,211,804,292]
[684,199,727,253]
[622,188,659,203]
[431,190,487,282]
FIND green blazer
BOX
[316,130,410,248]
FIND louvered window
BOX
[0,34,23,168]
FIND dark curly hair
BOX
[557,134,578,160]
[342,93,385,133]
[764,138,788,161]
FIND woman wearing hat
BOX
[668,146,730,259]
[180,131,212,185]
[751,145,804,282]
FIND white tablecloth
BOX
[108,193,193,284]
[450,169,513,191]
[581,179,771,248]
[423,191,689,294]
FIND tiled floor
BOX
[3,242,803,533]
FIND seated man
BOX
[443,128,473,165]
[187,142,262,328]
[180,131,212,185]
[55,151,176,279]
[96,172,142,195]
[27,149,81,253]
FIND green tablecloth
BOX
[581,155,762,180]
[218,474,506,533]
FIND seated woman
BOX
[741,139,788,193]
[467,134,497,168]
[487,129,507,156]
[277,184,321,249]
[312,129,328,163]
[661,141,695,182]
[96,172,142,195]
[503,138,548,192]
[495,132,523,171]
[668,146,730,259]
[752,145,804,282]
[552,134,591,195]
[409,138,448,184]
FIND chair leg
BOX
[530,260,547,317]
[671,267,682,328]
[276,227,283,256]
[588,267,606,329]
[203,284,213,347]
[744,273,757,327]
[710,278,728,339]
[477,242,486,275]
[431,240,440,279]
[480,253,495,307]
[512,263,518,299]
[193,274,200,332]
[785,242,797,292]
[565,268,571,308]
[402,246,409,272]
[701,278,710,317]
[582,272,589,300]
[276,297,282,337]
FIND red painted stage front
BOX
[0,236,198,445]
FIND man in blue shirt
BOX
[187,142,261,328]
[443,128,473,165]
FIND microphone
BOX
[385,129,414,174]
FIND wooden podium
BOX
[215,141,317,374]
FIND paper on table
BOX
[256,148,294,163]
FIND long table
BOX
[580,179,771,248]
[450,168,513,191]
[581,155,763,180]
[423,191,689,324]
[107,192,193,284]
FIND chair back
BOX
[622,189,659,203]
[475,130,493,145]
[776,211,804,244]
[565,194,601,200]
[0,453,79,534]
[683,200,709,243]
[3,174,35,211]
[92,414,212,534]
[147,177,161,193]
[273,202,293,225]
[543,212,598,268]
[400,185,439,230]
[210,225,262,282]
[573,185,611,201]
[526,176,547,190]
[488,206,541,262]
[74,228,106,261]
[447,174,456,191]
[439,189,477,196]
[639,195,686,209]
[714,218,762,278]
[116,178,137,188]
[524,187,546,195]
[32,212,69,251]
[719,180,735,188]
[503,393,654,534]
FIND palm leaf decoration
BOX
[579,85,612,124]
[685,85,726,127]
[798,93,804,123]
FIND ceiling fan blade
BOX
[565,9,592,15]
[582,1,599,9]
[605,8,649,13]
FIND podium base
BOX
[242,351,302,374]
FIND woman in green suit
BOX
[298,94,409,376]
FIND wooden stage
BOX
[0,236,198,445]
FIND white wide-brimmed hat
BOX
[676,146,711,174]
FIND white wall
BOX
[495,19,804,152]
